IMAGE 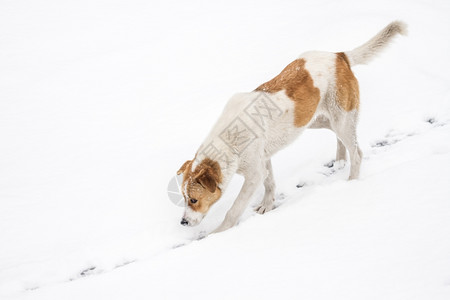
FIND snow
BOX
[1,0,450,299]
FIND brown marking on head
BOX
[177,158,222,214]
[335,52,360,111]
[177,160,192,176]
[255,59,321,127]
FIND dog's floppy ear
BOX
[177,160,192,175]
[194,168,217,193]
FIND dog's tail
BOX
[345,20,407,66]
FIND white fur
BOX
[301,51,336,100]
[183,206,204,226]
[345,20,407,66]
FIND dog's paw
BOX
[255,203,274,214]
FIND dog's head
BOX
[177,158,222,226]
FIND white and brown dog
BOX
[177,21,406,233]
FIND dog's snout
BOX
[180,218,189,226]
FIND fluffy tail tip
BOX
[389,20,408,36]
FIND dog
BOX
[177,21,407,233]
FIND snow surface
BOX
[1,0,450,299]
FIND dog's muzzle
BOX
[180,218,189,226]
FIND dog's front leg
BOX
[212,173,263,234]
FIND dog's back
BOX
[253,21,407,177]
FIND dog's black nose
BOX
[180,218,189,226]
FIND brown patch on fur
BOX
[177,158,222,213]
[255,59,321,127]
[335,52,360,111]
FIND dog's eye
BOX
[190,198,198,204]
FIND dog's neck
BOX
[193,92,261,192]
[193,140,239,192]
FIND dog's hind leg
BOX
[335,138,347,162]
[309,115,347,163]
[331,110,363,180]
[255,159,275,214]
